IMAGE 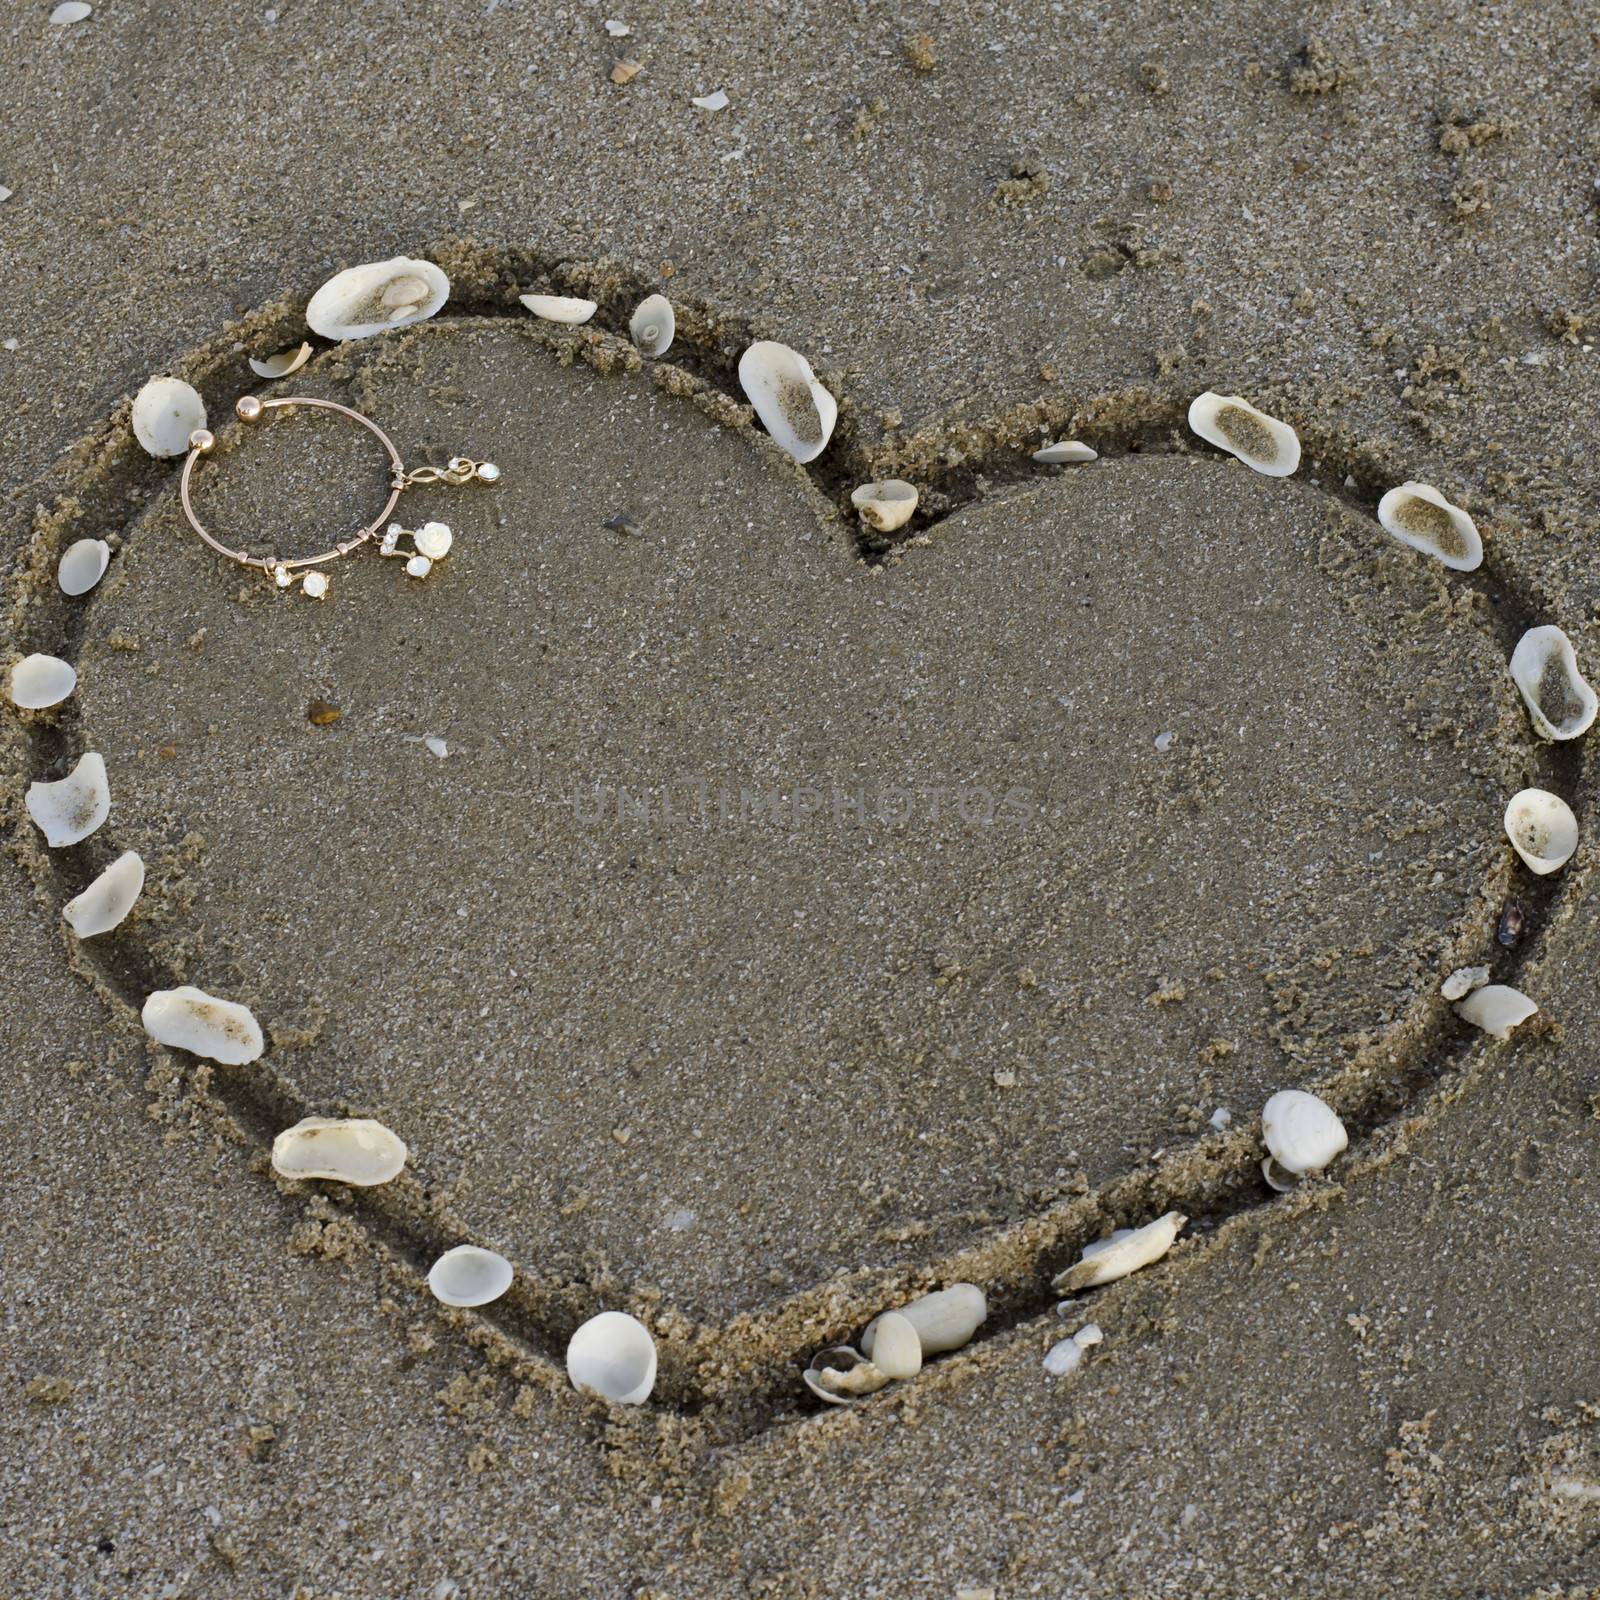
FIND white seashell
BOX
[1509,626,1597,741]
[1032,441,1097,464]
[1376,481,1482,571]
[272,1116,408,1187]
[1043,1336,1086,1376]
[9,653,76,709]
[604,18,630,36]
[1440,964,1490,1002]
[63,849,144,936]
[58,537,110,596]
[628,293,675,356]
[692,89,729,111]
[414,521,453,560]
[1455,983,1538,1042]
[850,479,918,534]
[566,1310,657,1404]
[865,1311,922,1379]
[131,377,206,458]
[1073,1322,1103,1348]
[1186,391,1301,478]
[518,293,597,325]
[1209,1107,1232,1130]
[26,751,109,847]
[142,984,264,1064]
[50,2,91,22]
[862,1283,987,1358]
[427,1243,514,1307]
[1260,1089,1348,1191]
[737,341,837,464]
[248,341,313,380]
[306,257,449,341]
[1504,788,1578,876]
[803,1345,889,1405]
[1055,1211,1187,1293]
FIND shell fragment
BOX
[1055,1211,1187,1293]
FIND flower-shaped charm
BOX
[379,520,454,579]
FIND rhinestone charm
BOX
[302,571,330,599]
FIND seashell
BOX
[1042,1323,1102,1377]
[865,1311,922,1379]
[850,479,918,534]
[566,1310,657,1404]
[414,521,453,560]
[63,849,144,936]
[862,1283,987,1358]
[692,89,729,111]
[131,376,206,458]
[802,1345,889,1406]
[1455,983,1538,1042]
[1509,626,1597,742]
[26,751,109,847]
[628,293,675,356]
[58,537,111,596]
[426,1244,514,1307]
[1055,1211,1187,1293]
[1440,964,1490,1002]
[518,293,597,325]
[1504,788,1578,876]
[1376,482,1482,572]
[248,341,313,380]
[272,1116,408,1187]
[50,2,92,23]
[9,653,76,709]
[142,984,264,1065]
[306,257,449,341]
[1032,441,1097,464]
[1259,1089,1348,1193]
[737,341,837,464]
[1186,391,1301,478]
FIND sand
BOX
[3,1,1600,1595]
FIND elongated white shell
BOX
[1056,1211,1187,1293]
[1455,984,1538,1042]
[737,341,837,464]
[142,985,264,1065]
[566,1310,657,1404]
[850,478,918,533]
[63,849,144,936]
[862,1283,987,1358]
[131,377,206,458]
[1509,626,1597,741]
[427,1244,513,1306]
[519,293,597,325]
[58,538,111,596]
[1186,391,1300,478]
[1032,441,1097,464]
[628,293,675,356]
[26,752,109,847]
[306,257,449,341]
[866,1311,922,1379]
[9,653,76,709]
[1260,1089,1348,1186]
[272,1116,408,1187]
[1376,481,1482,571]
[1504,788,1578,875]
[248,341,313,380]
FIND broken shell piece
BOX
[803,1345,890,1406]
[427,1244,514,1307]
[131,376,206,458]
[9,653,77,710]
[1260,1089,1348,1193]
[50,2,92,24]
[862,1283,987,1358]
[1043,1324,1103,1377]
[1055,1211,1187,1293]
[850,479,918,533]
[692,89,729,111]
[628,293,675,356]
[1186,391,1301,478]
[272,1116,408,1187]
[142,984,264,1065]
[1376,481,1483,572]
[518,293,597,325]
[58,538,111,596]
[1509,626,1598,741]
[865,1311,922,1380]
[63,849,144,936]
[738,341,837,464]
[1032,441,1097,464]
[566,1310,657,1404]
[26,751,109,847]
[1441,964,1491,1002]
[1504,788,1578,876]
[306,256,449,341]
[248,341,313,380]
[1455,983,1538,1042]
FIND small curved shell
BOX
[1509,626,1597,742]
[63,849,144,936]
[862,1283,987,1358]
[131,377,206,458]
[248,341,313,380]
[1376,482,1482,572]
[58,538,111,596]
[1455,983,1538,1042]
[566,1310,657,1404]
[1260,1089,1348,1188]
[519,293,597,325]
[865,1311,922,1379]
[306,257,449,341]
[628,293,675,356]
[142,984,264,1065]
[1504,788,1578,876]
[737,341,837,464]
[1440,964,1490,1002]
[26,751,109,847]
[1032,441,1097,464]
[1186,391,1300,477]
[427,1244,514,1307]
[850,479,918,533]
[1043,1322,1103,1377]
[9,653,77,709]
[803,1345,889,1406]
[1055,1211,1187,1293]
[272,1116,408,1187]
